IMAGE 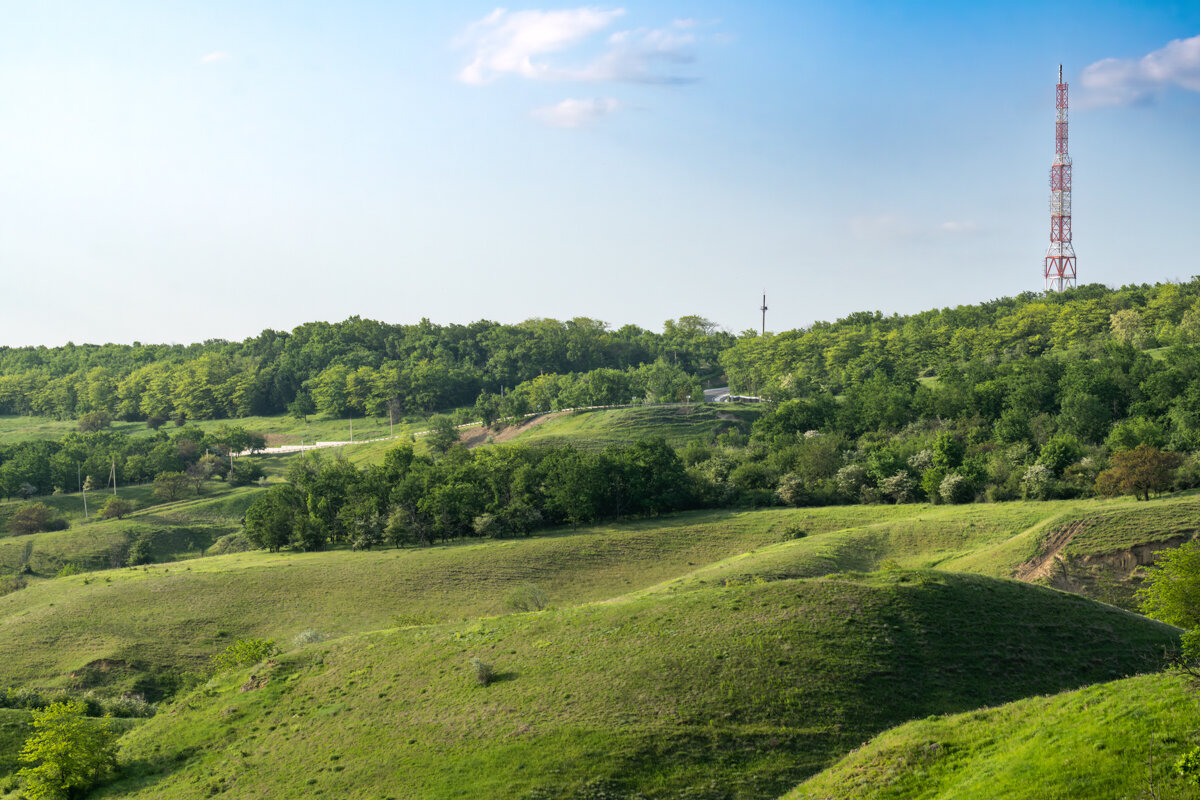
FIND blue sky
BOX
[2,1,1199,346]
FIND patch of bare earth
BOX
[458,413,566,449]
[1015,521,1085,583]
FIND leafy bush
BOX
[10,502,69,534]
[470,657,495,687]
[292,629,328,646]
[228,459,265,487]
[17,700,118,800]
[213,638,279,672]
[778,523,808,541]
[939,473,974,504]
[207,532,254,556]
[126,534,154,567]
[504,583,548,613]
[55,563,82,579]
[98,496,134,520]
[1,575,27,596]
[77,411,113,432]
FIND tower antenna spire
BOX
[1044,65,1077,291]
[760,291,768,336]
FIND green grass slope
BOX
[99,572,1176,800]
[508,404,761,450]
[0,509,817,695]
[791,671,1198,800]
[0,486,263,576]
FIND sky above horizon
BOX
[2,1,1199,347]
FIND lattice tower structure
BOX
[1044,64,1076,291]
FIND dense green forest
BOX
[0,316,731,421]
[7,280,1200,517]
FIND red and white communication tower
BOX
[1044,64,1077,291]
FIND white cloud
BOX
[939,220,978,234]
[456,7,625,85]
[569,26,696,84]
[532,97,620,127]
[1081,34,1200,106]
[200,51,231,64]
[455,7,699,85]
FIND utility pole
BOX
[78,464,88,520]
[760,292,768,336]
[109,456,118,496]
[349,413,354,443]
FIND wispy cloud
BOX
[456,7,626,85]
[939,220,978,234]
[200,51,231,64]
[455,7,700,85]
[532,97,620,127]
[1081,33,1200,106]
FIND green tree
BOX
[243,485,303,552]
[1138,539,1200,628]
[426,415,460,455]
[10,503,68,534]
[1095,444,1182,501]
[152,470,189,501]
[17,700,118,800]
[98,496,133,520]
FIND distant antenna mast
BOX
[1044,64,1077,291]
[760,292,768,336]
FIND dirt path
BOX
[456,413,565,449]
[1014,521,1086,582]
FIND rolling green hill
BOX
[97,572,1176,800]
[791,671,1198,800]
[504,404,761,450]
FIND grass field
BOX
[96,571,1176,800]
[793,671,1199,800]
[0,484,263,576]
[506,404,762,449]
[0,412,428,448]
[0,508,815,695]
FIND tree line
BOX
[0,424,264,500]
[242,439,694,551]
[0,316,732,422]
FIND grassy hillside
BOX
[505,404,761,450]
[0,509,814,696]
[0,486,262,576]
[97,572,1176,800]
[0,413,424,448]
[792,671,1198,800]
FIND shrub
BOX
[0,576,27,597]
[126,534,154,567]
[472,513,504,539]
[470,657,495,687]
[10,503,68,535]
[504,583,548,613]
[879,472,915,504]
[77,411,113,432]
[213,638,278,672]
[207,532,254,556]
[776,473,816,507]
[778,523,808,541]
[98,496,134,520]
[55,563,82,579]
[939,472,974,504]
[228,459,265,487]
[292,629,328,646]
